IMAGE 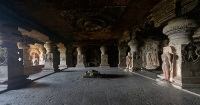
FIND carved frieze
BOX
[182,43,200,63]
[61,6,126,32]
[181,43,200,78]
[150,0,200,27]
[150,0,176,27]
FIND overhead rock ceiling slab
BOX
[61,6,126,32]
[2,0,161,43]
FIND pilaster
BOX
[128,39,141,71]
[42,41,60,72]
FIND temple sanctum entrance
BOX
[86,46,101,67]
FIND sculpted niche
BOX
[142,39,160,69]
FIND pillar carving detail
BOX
[76,46,85,68]
[57,43,67,69]
[127,39,140,71]
[99,46,110,68]
[141,39,160,70]
[163,17,199,46]
[0,36,30,88]
[42,41,53,70]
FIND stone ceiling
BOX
[1,0,161,44]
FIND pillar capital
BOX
[76,46,84,55]
[57,43,67,69]
[100,46,107,54]
[163,17,199,45]
[44,41,52,53]
[100,46,110,68]
[128,39,138,52]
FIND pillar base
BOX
[172,77,200,88]
[99,64,110,68]
[42,61,55,71]
[76,65,85,68]
[42,67,55,72]
[118,65,126,69]
[59,65,67,69]
[6,75,31,89]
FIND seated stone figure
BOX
[126,52,132,70]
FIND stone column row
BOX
[75,46,110,68]
[42,41,68,71]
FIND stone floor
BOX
[0,67,200,105]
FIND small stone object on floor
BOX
[83,70,101,78]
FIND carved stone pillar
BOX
[99,46,110,68]
[17,42,31,68]
[163,17,199,46]
[0,36,30,88]
[42,41,59,72]
[128,39,139,71]
[162,17,199,88]
[35,43,46,65]
[57,43,67,69]
[52,42,60,72]
[66,45,73,67]
[76,46,85,68]
[118,45,128,69]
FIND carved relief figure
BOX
[78,54,84,64]
[101,54,108,63]
[161,46,174,82]
[45,53,53,62]
[126,52,132,70]
[142,40,160,69]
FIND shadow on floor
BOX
[11,82,50,90]
[60,70,85,72]
[100,74,130,78]
[24,66,44,75]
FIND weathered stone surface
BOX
[42,42,54,71]
[83,70,101,78]
[118,45,128,68]
[99,46,110,68]
[57,43,67,69]
[163,17,199,46]
[141,39,160,70]
[0,68,200,105]
[76,46,85,68]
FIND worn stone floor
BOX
[0,67,200,105]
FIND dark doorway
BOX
[86,46,101,67]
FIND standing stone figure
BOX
[161,47,174,82]
[126,52,132,70]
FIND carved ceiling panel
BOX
[61,6,126,32]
